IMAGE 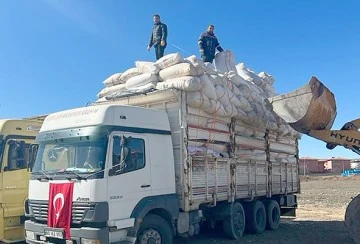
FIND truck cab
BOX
[25,105,177,243]
[0,119,42,242]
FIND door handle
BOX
[141,184,151,188]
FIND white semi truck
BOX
[24,90,299,244]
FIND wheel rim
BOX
[139,228,162,244]
[231,204,245,238]
[233,210,244,237]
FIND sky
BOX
[1,0,360,159]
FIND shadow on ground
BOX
[175,219,354,244]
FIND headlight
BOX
[25,230,35,240]
[81,238,100,244]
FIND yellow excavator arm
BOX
[308,119,360,155]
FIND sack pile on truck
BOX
[96,51,301,160]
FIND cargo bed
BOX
[95,89,299,211]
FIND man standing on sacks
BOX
[147,14,168,60]
[198,24,224,63]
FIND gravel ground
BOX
[176,174,360,244]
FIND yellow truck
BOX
[0,117,44,243]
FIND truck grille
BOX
[29,200,95,224]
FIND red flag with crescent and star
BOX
[48,182,74,239]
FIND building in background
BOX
[299,157,352,175]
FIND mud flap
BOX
[280,207,296,217]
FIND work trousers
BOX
[155,45,166,60]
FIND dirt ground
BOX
[176,174,360,244]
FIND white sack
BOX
[215,85,229,105]
[125,73,158,90]
[238,85,251,101]
[222,78,241,96]
[127,83,156,93]
[205,100,228,117]
[258,71,275,85]
[237,95,252,112]
[227,71,250,87]
[188,146,221,157]
[185,55,206,75]
[187,107,231,124]
[154,52,183,70]
[135,61,160,74]
[187,114,208,127]
[234,124,254,137]
[215,85,241,108]
[236,63,253,82]
[187,91,212,110]
[199,74,217,100]
[206,119,229,132]
[159,63,200,81]
[103,73,123,87]
[247,68,263,86]
[225,86,241,108]
[188,141,229,158]
[210,74,223,85]
[223,103,238,117]
[97,83,126,98]
[156,76,202,91]
[214,50,236,73]
[120,68,142,82]
[204,62,217,75]
[186,92,227,117]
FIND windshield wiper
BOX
[63,170,87,180]
[32,171,53,181]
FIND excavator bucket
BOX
[267,76,337,133]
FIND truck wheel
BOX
[265,200,280,230]
[245,200,266,234]
[223,202,245,240]
[137,214,173,244]
[345,194,360,244]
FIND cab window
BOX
[7,140,32,171]
[110,135,145,175]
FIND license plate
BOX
[44,228,64,239]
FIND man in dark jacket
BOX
[198,25,224,63]
[147,14,168,60]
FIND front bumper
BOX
[25,220,109,244]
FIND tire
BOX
[265,200,281,230]
[345,194,360,244]
[245,200,266,234]
[137,214,174,244]
[223,202,245,240]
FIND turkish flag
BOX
[48,182,74,239]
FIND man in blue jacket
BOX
[198,25,224,63]
[147,14,168,60]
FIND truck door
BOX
[2,140,37,218]
[107,133,151,220]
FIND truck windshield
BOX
[32,137,107,175]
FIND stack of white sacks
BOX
[97,51,300,161]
